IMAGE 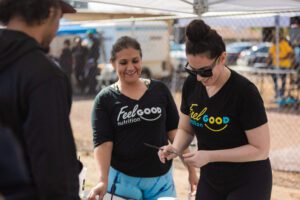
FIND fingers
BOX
[87,191,97,200]
[87,193,104,200]
[158,145,178,163]
[182,152,194,158]
[158,150,166,163]
[190,184,197,196]
[98,193,105,200]
[182,152,195,162]
[162,145,178,160]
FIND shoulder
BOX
[149,79,166,88]
[16,50,67,86]
[230,70,261,103]
[230,70,257,93]
[94,85,116,104]
[182,75,198,93]
[282,40,293,50]
[148,79,172,94]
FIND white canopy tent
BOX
[71,0,300,31]
[179,12,300,28]
[81,0,300,17]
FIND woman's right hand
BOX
[158,144,179,163]
[87,181,107,200]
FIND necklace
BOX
[113,79,150,93]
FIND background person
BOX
[268,32,294,100]
[72,36,89,94]
[0,0,81,199]
[86,30,100,94]
[159,19,272,200]
[59,39,73,80]
[87,36,198,200]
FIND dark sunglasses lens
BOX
[199,69,213,77]
[185,68,196,77]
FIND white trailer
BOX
[51,21,172,80]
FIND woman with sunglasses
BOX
[87,36,198,200]
[159,19,272,200]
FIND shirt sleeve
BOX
[238,82,268,131]
[91,92,114,148]
[269,44,275,56]
[282,41,293,55]
[163,85,179,131]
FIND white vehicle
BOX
[51,21,172,82]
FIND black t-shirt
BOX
[181,69,270,181]
[181,69,268,151]
[92,80,179,177]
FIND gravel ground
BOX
[71,94,300,200]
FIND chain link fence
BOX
[171,12,300,174]
[51,11,300,192]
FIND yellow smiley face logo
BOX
[204,124,228,132]
[203,115,230,132]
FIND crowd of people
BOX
[1,0,273,200]
[59,31,102,95]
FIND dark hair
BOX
[110,36,142,62]
[64,39,70,46]
[0,0,61,25]
[185,19,225,59]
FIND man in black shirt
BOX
[0,0,81,199]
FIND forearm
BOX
[181,148,198,174]
[172,128,194,154]
[94,142,113,183]
[168,130,196,173]
[209,144,269,163]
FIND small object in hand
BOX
[143,143,181,156]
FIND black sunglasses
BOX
[185,56,219,78]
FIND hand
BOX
[183,150,210,168]
[188,170,198,196]
[87,181,107,200]
[158,144,179,164]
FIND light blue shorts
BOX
[107,167,176,200]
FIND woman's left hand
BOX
[188,170,198,196]
[183,150,211,168]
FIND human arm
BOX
[281,40,294,60]
[87,142,113,200]
[160,112,195,162]
[184,81,270,168]
[183,123,270,168]
[88,91,115,200]
[23,77,80,200]
[167,127,198,195]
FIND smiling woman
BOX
[158,19,272,200]
[87,36,198,200]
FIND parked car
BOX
[237,42,272,68]
[226,42,253,65]
[170,41,186,72]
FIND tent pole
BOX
[275,15,280,98]
[275,15,280,69]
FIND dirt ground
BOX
[71,94,300,200]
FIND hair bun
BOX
[185,19,211,43]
